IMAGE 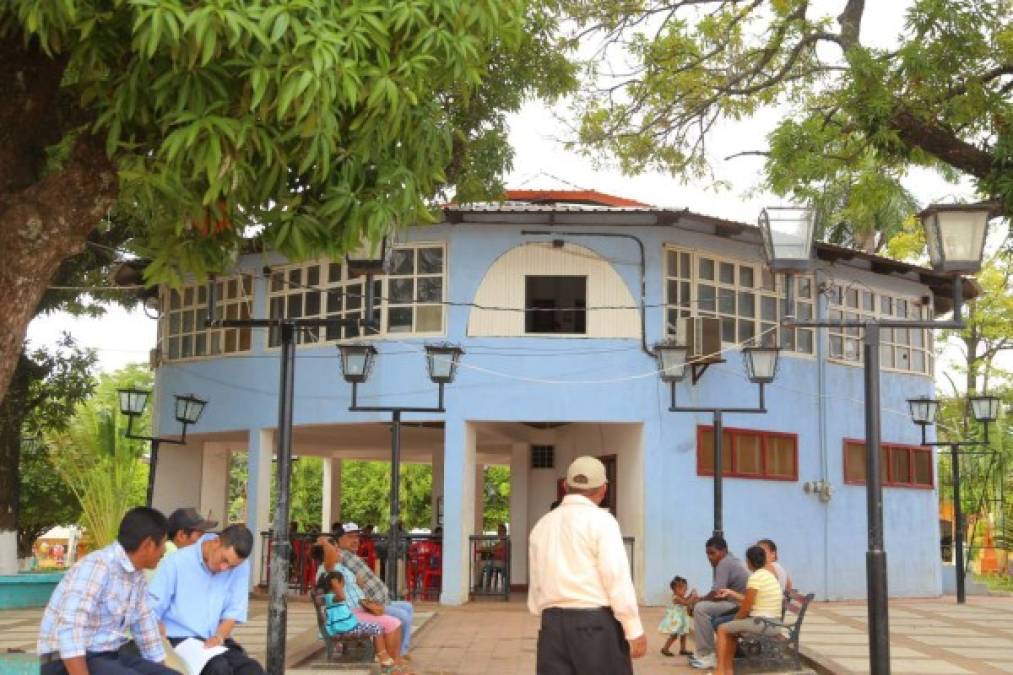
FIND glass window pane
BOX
[698,285,715,312]
[390,248,413,275]
[184,287,194,306]
[846,288,858,308]
[761,269,775,291]
[796,302,813,320]
[797,329,814,354]
[913,451,932,486]
[307,265,320,287]
[287,294,302,318]
[735,434,763,474]
[182,311,194,333]
[666,250,678,276]
[737,321,755,344]
[666,309,680,336]
[169,312,181,334]
[881,345,894,369]
[738,292,755,317]
[680,282,691,307]
[180,335,193,358]
[329,263,343,283]
[844,338,860,361]
[895,299,907,317]
[418,247,443,274]
[667,279,679,304]
[170,290,182,310]
[417,277,442,303]
[288,268,301,286]
[327,290,343,314]
[830,335,843,358]
[305,292,321,317]
[862,291,874,311]
[739,266,754,288]
[718,288,735,315]
[891,447,910,484]
[767,437,796,477]
[227,278,238,299]
[416,305,442,332]
[699,258,714,281]
[198,285,207,303]
[390,278,414,304]
[388,307,413,333]
[912,350,925,373]
[169,337,180,359]
[797,277,812,299]
[224,329,237,352]
[239,328,251,351]
[761,296,777,321]
[719,262,735,284]
[680,253,691,277]
[226,303,237,321]
[880,296,892,315]
[760,323,778,347]
[845,442,865,482]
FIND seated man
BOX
[687,535,749,670]
[147,508,217,580]
[757,538,792,591]
[481,524,508,591]
[316,534,407,665]
[149,524,263,675]
[333,523,415,656]
[38,507,175,675]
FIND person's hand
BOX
[204,635,225,649]
[628,633,647,659]
[714,588,729,599]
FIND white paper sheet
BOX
[172,637,229,675]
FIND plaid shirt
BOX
[339,549,389,604]
[38,542,165,662]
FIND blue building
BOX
[148,190,958,605]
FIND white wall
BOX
[153,441,203,514]
[200,443,230,524]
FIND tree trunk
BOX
[0,356,33,574]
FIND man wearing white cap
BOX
[528,456,646,674]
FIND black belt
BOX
[543,606,612,614]
[39,653,61,665]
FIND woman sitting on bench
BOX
[712,545,783,675]
[317,572,393,668]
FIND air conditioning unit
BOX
[677,317,722,363]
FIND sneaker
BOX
[688,653,716,669]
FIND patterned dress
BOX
[657,600,691,636]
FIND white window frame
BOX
[159,275,254,362]
[663,245,816,355]
[265,242,448,348]
[826,283,934,376]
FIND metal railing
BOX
[470,535,511,600]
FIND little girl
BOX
[317,572,394,668]
[658,575,695,656]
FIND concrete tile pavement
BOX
[800,596,1013,674]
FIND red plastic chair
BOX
[418,541,442,600]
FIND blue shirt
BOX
[38,542,165,661]
[318,562,365,608]
[148,534,250,639]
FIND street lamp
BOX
[117,389,207,507]
[205,240,387,675]
[654,342,779,537]
[759,202,995,675]
[338,342,464,598]
[908,394,1001,604]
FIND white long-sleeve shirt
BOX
[527,494,644,640]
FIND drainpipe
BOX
[814,269,831,600]
[521,230,654,357]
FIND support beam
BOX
[441,419,476,605]
[431,448,445,530]
[247,429,273,587]
[322,457,342,532]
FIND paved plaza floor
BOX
[3,594,1012,673]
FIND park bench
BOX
[309,589,376,667]
[734,588,815,672]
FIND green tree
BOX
[566,0,1011,249]
[0,0,575,407]
[483,465,511,532]
[45,365,151,547]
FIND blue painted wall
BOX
[154,219,941,603]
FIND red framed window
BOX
[843,439,933,488]
[697,426,798,481]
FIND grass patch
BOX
[973,573,1013,593]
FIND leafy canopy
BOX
[5,0,547,283]
[565,0,1012,247]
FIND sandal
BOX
[376,651,395,667]
[661,648,674,657]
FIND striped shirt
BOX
[37,542,165,662]
[746,568,782,619]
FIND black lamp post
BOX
[117,388,207,506]
[908,394,1001,604]
[654,343,780,537]
[759,200,997,675]
[205,238,388,675]
[338,342,463,599]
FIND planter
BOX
[0,572,64,609]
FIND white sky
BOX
[27,1,1004,392]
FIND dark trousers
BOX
[536,607,633,675]
[40,645,180,675]
[167,638,264,675]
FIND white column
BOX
[440,419,476,605]
[322,457,341,531]
[474,463,485,534]
[153,441,202,513]
[247,429,274,587]
[509,443,529,586]
[200,443,230,524]
[431,448,445,530]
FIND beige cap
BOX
[565,456,608,489]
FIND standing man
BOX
[148,524,263,675]
[322,523,415,656]
[528,456,646,675]
[686,536,750,670]
[38,507,175,674]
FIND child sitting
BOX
[658,575,696,656]
[317,571,394,668]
